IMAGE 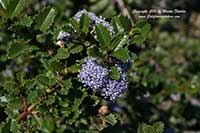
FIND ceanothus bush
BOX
[0,1,162,132]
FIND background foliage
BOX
[0,0,200,132]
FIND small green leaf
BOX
[19,15,33,27]
[7,41,29,59]
[111,16,129,34]
[137,122,164,133]
[131,34,144,44]
[153,122,164,133]
[68,64,81,73]
[136,21,151,34]
[68,44,83,54]
[36,33,47,43]
[95,24,111,49]
[112,48,130,62]
[7,98,23,110]
[87,46,103,58]
[59,78,72,95]
[42,59,63,73]
[110,35,123,50]
[0,0,10,9]
[68,91,87,125]
[55,48,69,60]
[10,119,20,132]
[25,79,36,91]
[42,116,55,133]
[69,17,80,31]
[100,114,117,126]
[17,71,25,87]
[6,0,27,18]
[80,13,90,33]
[27,90,38,104]
[131,21,151,45]
[109,66,120,80]
[49,60,63,73]
[37,75,50,86]
[119,15,132,33]
[46,95,55,105]
[111,16,122,33]
[34,7,56,32]
[2,81,20,95]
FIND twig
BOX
[18,96,37,121]
[23,96,28,111]
[114,0,134,23]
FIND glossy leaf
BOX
[112,48,130,62]
[95,23,111,49]
[55,48,69,60]
[80,13,90,33]
[34,7,56,32]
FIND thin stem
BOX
[114,0,134,23]
[18,96,37,121]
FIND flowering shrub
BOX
[0,1,166,132]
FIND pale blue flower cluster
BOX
[78,57,128,101]
[57,31,70,41]
[74,9,114,34]
[78,57,109,90]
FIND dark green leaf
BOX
[46,95,55,105]
[37,75,50,86]
[119,15,132,33]
[2,81,20,95]
[111,16,131,34]
[68,91,87,125]
[49,60,63,73]
[131,34,145,44]
[131,21,151,45]
[136,21,151,37]
[27,90,38,104]
[17,71,25,87]
[68,44,83,54]
[10,119,20,132]
[42,116,55,133]
[34,7,56,32]
[80,13,90,33]
[19,15,33,27]
[7,0,26,18]
[7,41,29,59]
[95,24,111,49]
[112,48,130,62]
[111,16,121,33]
[87,46,103,58]
[43,59,63,73]
[55,48,69,60]
[0,0,10,9]
[109,66,120,80]
[110,35,123,50]
[7,98,22,110]
[69,17,79,31]
[68,64,81,73]
[100,114,117,126]
[137,122,164,133]
[59,78,72,95]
